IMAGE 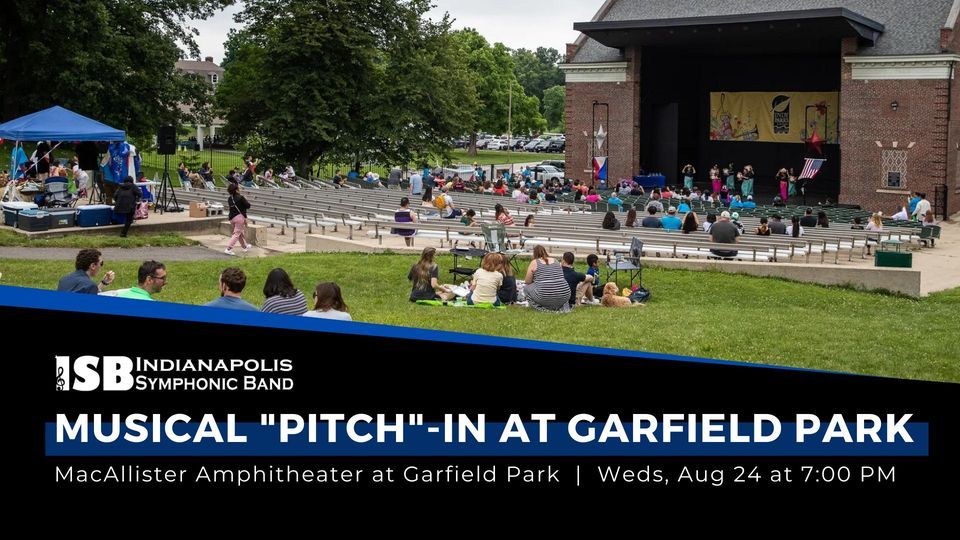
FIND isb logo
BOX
[55,356,134,391]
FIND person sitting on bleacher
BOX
[646,196,663,214]
[786,216,805,238]
[768,214,787,235]
[602,211,621,231]
[495,204,515,226]
[661,207,682,230]
[200,162,214,185]
[729,195,744,210]
[703,213,717,234]
[863,213,883,254]
[709,212,740,259]
[434,186,461,219]
[800,208,818,228]
[677,200,691,213]
[922,210,936,227]
[641,206,662,228]
[681,211,700,234]
[730,212,745,234]
[754,217,771,236]
[742,195,757,209]
[891,206,909,221]
[607,192,623,211]
[624,208,637,228]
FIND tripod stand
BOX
[156,154,181,213]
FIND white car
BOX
[529,165,564,182]
[486,139,507,151]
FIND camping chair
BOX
[40,177,77,208]
[605,237,643,288]
[482,222,524,273]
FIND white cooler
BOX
[3,201,39,227]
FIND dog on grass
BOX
[601,282,643,308]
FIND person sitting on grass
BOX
[561,252,596,307]
[57,248,115,294]
[303,282,352,320]
[467,253,504,306]
[261,268,308,315]
[585,254,604,299]
[205,267,258,311]
[117,260,167,301]
[408,247,450,302]
[523,245,572,313]
[496,253,518,306]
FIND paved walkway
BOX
[0,246,233,261]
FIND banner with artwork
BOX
[709,92,839,144]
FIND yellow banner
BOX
[709,92,838,144]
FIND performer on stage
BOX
[787,167,797,198]
[682,164,696,190]
[711,164,722,194]
[739,164,755,197]
[776,168,790,201]
[723,162,736,191]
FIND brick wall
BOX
[944,20,960,216]
[564,47,641,186]
[840,36,953,215]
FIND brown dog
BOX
[601,282,642,307]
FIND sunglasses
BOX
[150,274,168,282]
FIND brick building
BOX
[563,0,960,216]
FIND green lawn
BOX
[0,229,197,248]
[0,252,956,382]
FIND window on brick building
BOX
[881,149,907,189]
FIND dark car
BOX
[540,160,565,171]
[546,140,565,153]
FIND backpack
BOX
[434,194,448,210]
[628,287,651,304]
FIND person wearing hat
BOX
[730,211,744,234]
[661,206,682,230]
[742,195,757,209]
[709,211,740,259]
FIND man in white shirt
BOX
[912,193,931,220]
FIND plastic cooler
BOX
[76,204,114,227]
[2,201,39,227]
[49,208,77,229]
[17,211,51,232]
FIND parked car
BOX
[534,139,552,152]
[523,139,543,152]
[546,139,565,153]
[540,160,565,171]
[453,139,469,149]
[486,139,506,151]
[528,165,564,182]
[475,138,491,150]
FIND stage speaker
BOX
[157,126,176,155]
[76,141,100,170]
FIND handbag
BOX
[628,287,651,304]
[134,201,149,220]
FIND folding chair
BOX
[605,237,643,288]
[482,222,524,273]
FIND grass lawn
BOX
[0,252,956,382]
[0,228,197,248]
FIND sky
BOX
[187,0,603,63]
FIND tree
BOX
[543,85,566,132]
[451,29,546,155]
[0,0,231,138]
[511,47,564,112]
[216,0,474,173]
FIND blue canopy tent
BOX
[0,106,126,202]
[0,106,126,142]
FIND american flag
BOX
[799,158,826,180]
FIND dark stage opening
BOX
[640,45,842,204]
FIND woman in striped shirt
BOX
[495,204,515,226]
[261,268,308,315]
[523,245,572,313]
